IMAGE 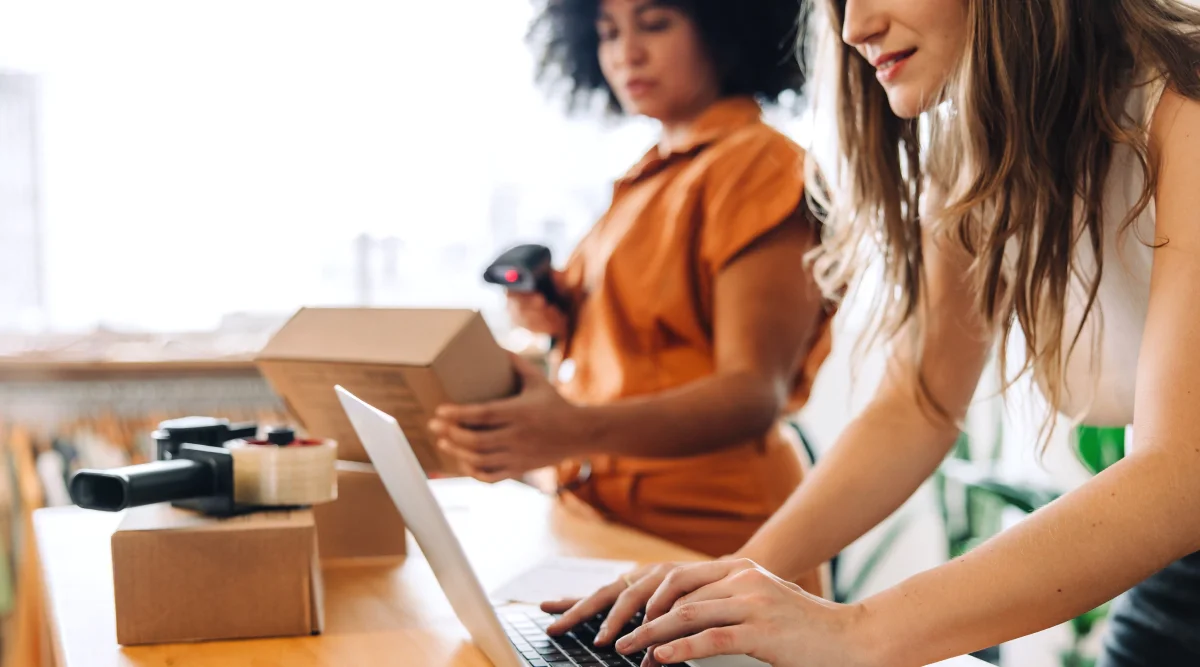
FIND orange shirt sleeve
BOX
[698,130,808,272]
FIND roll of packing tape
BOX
[228,437,338,506]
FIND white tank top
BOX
[1054,75,1167,427]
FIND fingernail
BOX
[615,636,632,652]
[656,646,675,661]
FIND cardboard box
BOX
[256,307,517,471]
[313,462,408,561]
[112,505,324,645]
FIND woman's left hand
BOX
[614,559,879,667]
[429,354,587,482]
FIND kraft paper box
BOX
[111,505,323,645]
[256,307,517,472]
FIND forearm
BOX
[735,399,960,581]
[862,446,1200,667]
[575,371,782,459]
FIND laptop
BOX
[334,385,767,667]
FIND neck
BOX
[656,97,721,157]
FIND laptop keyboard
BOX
[500,608,678,667]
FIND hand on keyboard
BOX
[502,607,681,667]
[541,562,689,646]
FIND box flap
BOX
[434,313,518,403]
[257,307,478,366]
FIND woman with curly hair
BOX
[430,0,832,589]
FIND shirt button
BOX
[557,358,576,384]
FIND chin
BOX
[884,89,925,119]
[620,99,665,120]
[884,81,947,119]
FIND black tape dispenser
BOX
[68,417,337,517]
[483,244,569,311]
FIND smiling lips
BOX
[872,48,917,83]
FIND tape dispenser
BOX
[68,416,337,517]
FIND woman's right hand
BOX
[541,561,695,646]
[507,271,569,338]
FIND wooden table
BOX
[34,478,985,667]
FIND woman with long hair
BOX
[542,1,1200,665]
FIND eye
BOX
[596,21,619,42]
[638,12,672,32]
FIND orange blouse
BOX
[554,97,833,568]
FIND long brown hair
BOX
[808,0,1200,429]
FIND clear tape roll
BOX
[228,438,338,506]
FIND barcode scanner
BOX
[483,244,569,312]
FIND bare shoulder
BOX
[1149,86,1200,244]
[1150,86,1200,170]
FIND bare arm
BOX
[737,222,993,580]
[855,88,1200,666]
[577,214,826,458]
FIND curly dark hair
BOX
[528,0,811,112]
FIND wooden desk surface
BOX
[35,478,985,667]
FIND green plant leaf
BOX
[1069,601,1111,638]
[1073,426,1125,476]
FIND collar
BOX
[620,96,764,184]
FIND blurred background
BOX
[0,2,1125,666]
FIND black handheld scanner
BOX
[483,244,569,312]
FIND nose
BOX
[615,31,648,69]
[842,0,888,48]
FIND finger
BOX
[430,421,505,453]
[539,598,580,614]
[615,600,746,655]
[595,573,664,646]
[507,291,545,305]
[673,576,740,610]
[550,269,570,296]
[437,439,508,469]
[651,626,749,664]
[434,401,513,427]
[545,579,628,636]
[643,561,743,624]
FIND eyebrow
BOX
[596,0,665,21]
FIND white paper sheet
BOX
[491,556,637,604]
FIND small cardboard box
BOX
[313,462,408,561]
[111,505,323,645]
[256,307,517,471]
